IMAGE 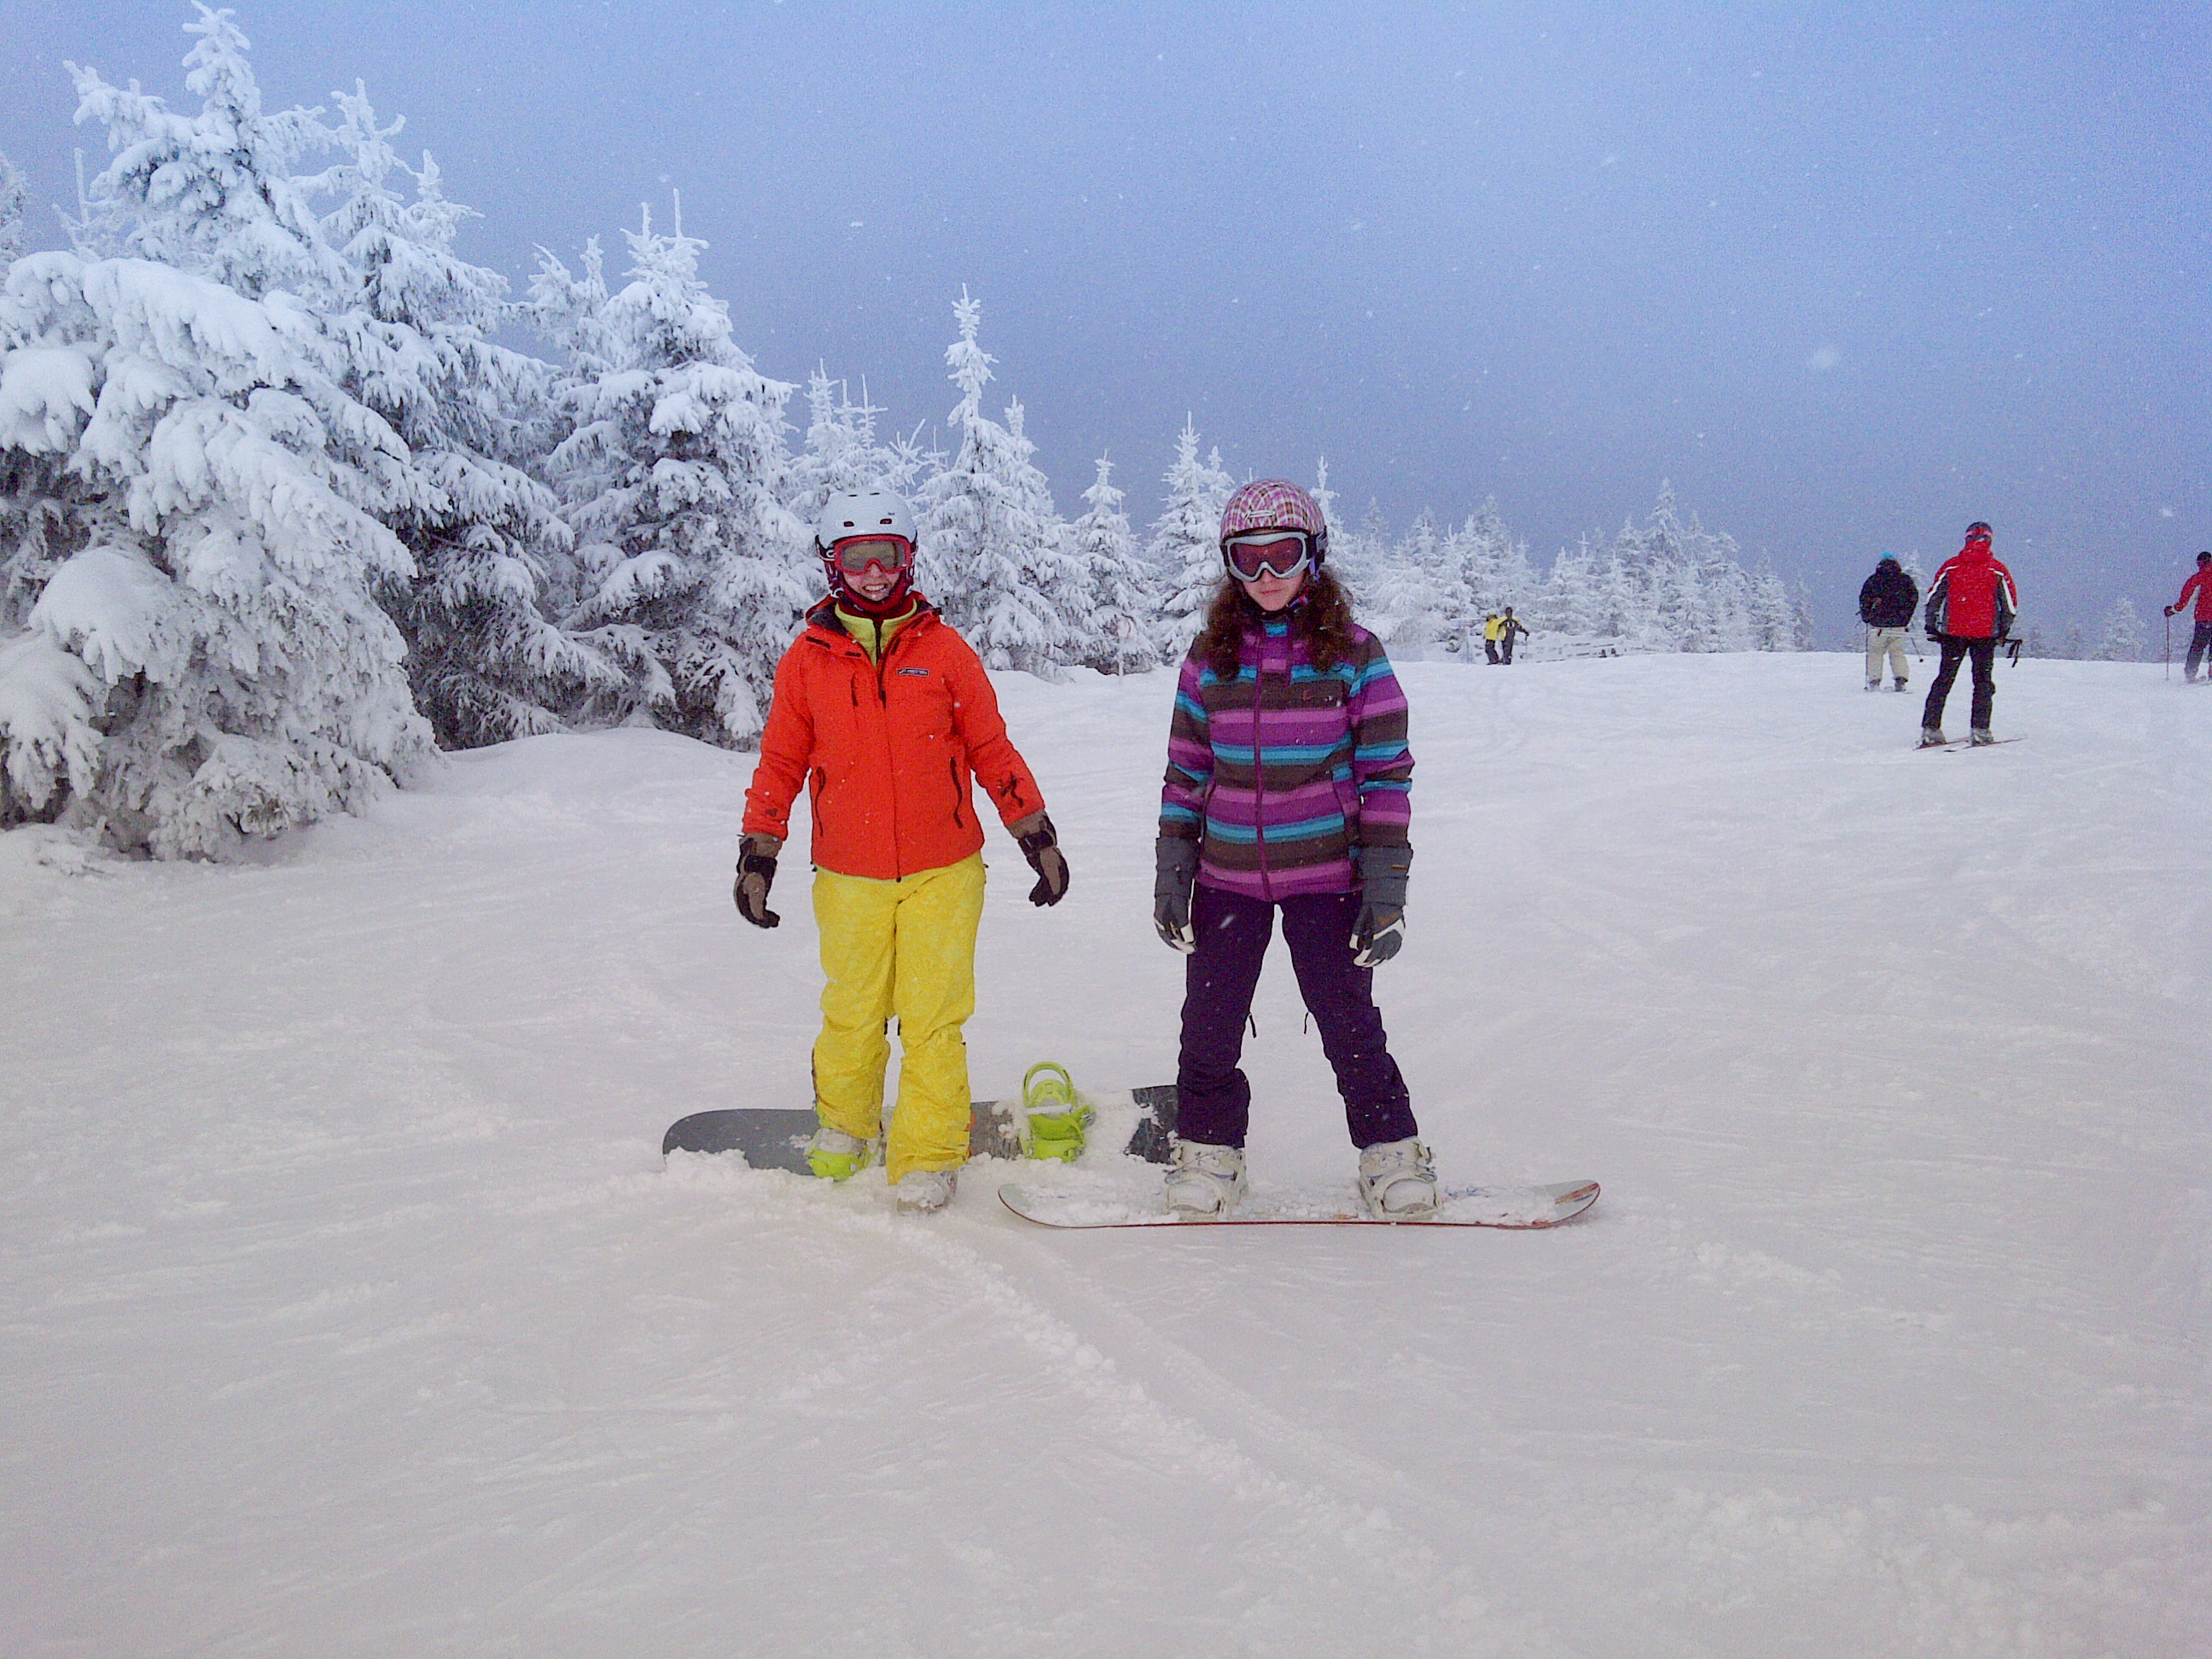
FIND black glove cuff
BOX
[738,847,777,879]
[1016,813,1058,859]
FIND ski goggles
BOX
[1222,531,1313,582]
[830,535,915,577]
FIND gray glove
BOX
[1011,810,1069,906]
[1154,835,1198,952]
[1351,843,1410,967]
[734,833,783,928]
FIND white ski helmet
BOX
[815,488,917,553]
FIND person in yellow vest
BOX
[1481,613,1504,665]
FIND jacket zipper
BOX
[1252,635,1270,898]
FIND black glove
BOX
[1011,812,1068,906]
[2167,606,2179,618]
[1351,843,1410,968]
[734,834,782,928]
[1154,835,1198,952]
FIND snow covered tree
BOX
[911,290,1082,672]
[544,201,810,745]
[314,84,619,748]
[1366,511,1468,660]
[1150,419,1236,654]
[2093,597,2146,662]
[788,367,926,534]
[1457,498,1537,625]
[1067,455,1157,673]
[2062,621,2087,661]
[1,10,434,854]
[0,151,27,265]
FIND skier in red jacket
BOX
[1919,521,2019,747]
[2164,550,2212,682]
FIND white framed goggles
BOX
[830,535,914,577]
[1222,531,1312,582]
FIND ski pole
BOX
[2164,610,2172,681]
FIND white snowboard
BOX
[1000,1178,1600,1230]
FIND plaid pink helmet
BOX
[1219,480,1329,566]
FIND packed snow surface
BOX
[5,653,2208,1656]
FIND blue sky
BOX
[3,1,2206,636]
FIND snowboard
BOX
[999,1177,1600,1230]
[661,1083,1179,1173]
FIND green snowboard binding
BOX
[804,1125,881,1181]
[1017,1062,1092,1163]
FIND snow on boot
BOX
[1358,1138,1440,1219]
[895,1167,958,1214]
[1970,727,1996,746]
[1164,1138,1247,1217]
[806,1126,877,1181]
[1918,726,1947,748]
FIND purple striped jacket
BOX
[1160,619,1413,900]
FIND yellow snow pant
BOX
[811,853,987,1183]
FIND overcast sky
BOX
[3,2,2206,637]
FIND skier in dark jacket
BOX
[1920,521,2018,747]
[1498,608,1530,664]
[1858,556,1918,691]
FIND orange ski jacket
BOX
[742,596,1045,881]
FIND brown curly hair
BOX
[1195,567,1359,681]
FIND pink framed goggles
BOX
[1222,531,1312,582]
[830,535,915,577]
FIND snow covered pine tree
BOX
[541,201,810,746]
[314,83,620,748]
[2,9,433,853]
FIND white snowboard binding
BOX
[1163,1138,1247,1217]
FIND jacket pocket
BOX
[947,757,966,829]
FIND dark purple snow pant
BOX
[1175,884,1418,1150]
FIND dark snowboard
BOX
[662,1084,1179,1173]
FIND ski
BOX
[999,1177,1600,1230]
[1915,736,2023,750]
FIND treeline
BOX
[0,9,1800,858]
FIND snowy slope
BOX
[4,653,2208,1657]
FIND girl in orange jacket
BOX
[735,489,1069,1213]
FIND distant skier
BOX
[2164,550,2212,682]
[1858,554,1918,691]
[1498,608,1530,664]
[736,489,1070,1214]
[1919,521,2019,747]
[1481,612,1504,664]
[1152,480,1436,1220]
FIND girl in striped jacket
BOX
[1152,480,1437,1219]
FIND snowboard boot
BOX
[1918,726,1947,748]
[894,1167,958,1214]
[1358,1138,1440,1220]
[1970,727,1996,746]
[1019,1061,1092,1163]
[1893,677,1908,691]
[805,1126,878,1181]
[1164,1138,1247,1217]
